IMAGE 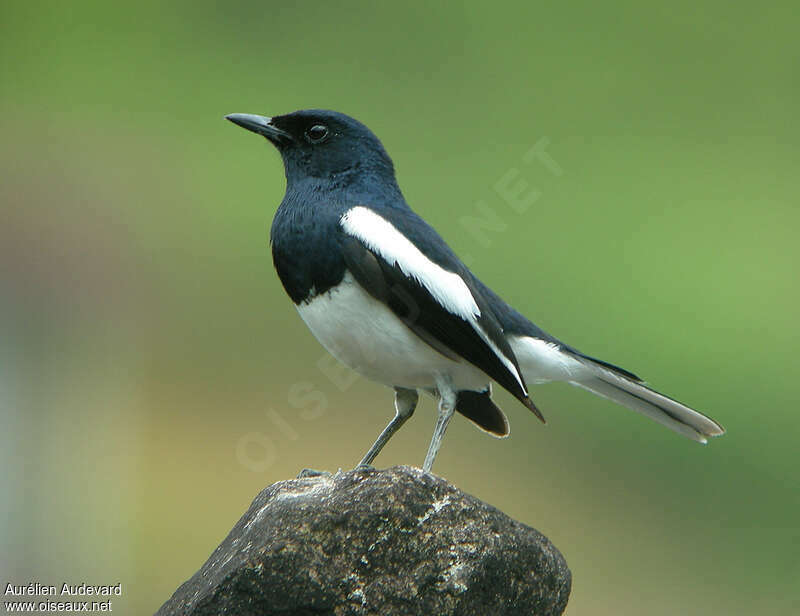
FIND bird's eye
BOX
[305,124,329,143]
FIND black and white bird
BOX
[225,109,725,472]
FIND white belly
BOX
[296,272,488,391]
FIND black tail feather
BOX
[456,389,510,437]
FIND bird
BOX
[225,109,725,472]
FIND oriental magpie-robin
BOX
[225,109,724,472]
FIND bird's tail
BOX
[569,359,725,443]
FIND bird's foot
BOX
[354,463,376,472]
[296,468,332,479]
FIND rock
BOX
[156,466,571,616]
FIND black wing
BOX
[339,232,543,421]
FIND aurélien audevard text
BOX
[5,582,123,612]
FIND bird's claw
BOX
[296,468,332,479]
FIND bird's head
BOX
[226,109,396,187]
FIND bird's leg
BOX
[357,388,418,468]
[422,380,457,473]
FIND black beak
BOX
[225,113,293,144]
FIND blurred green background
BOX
[1,1,798,614]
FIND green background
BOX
[2,1,798,614]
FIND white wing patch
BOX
[340,206,480,320]
[340,206,527,394]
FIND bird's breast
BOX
[270,203,347,304]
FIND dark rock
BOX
[156,466,571,616]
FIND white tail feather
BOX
[509,335,725,443]
[570,365,725,442]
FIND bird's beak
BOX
[225,113,293,144]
